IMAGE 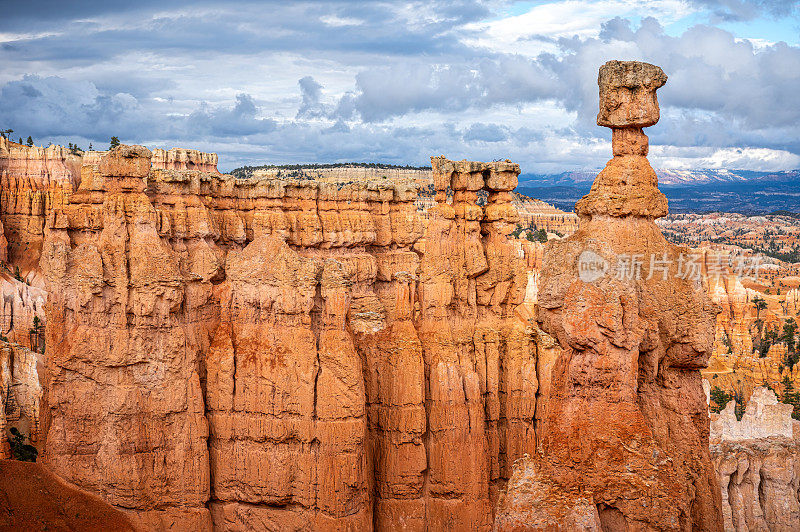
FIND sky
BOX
[0,0,799,173]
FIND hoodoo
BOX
[496,61,724,530]
[36,144,536,529]
[1,61,751,531]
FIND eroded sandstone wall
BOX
[712,438,800,532]
[1,340,42,459]
[39,146,537,530]
[709,386,800,531]
[0,137,79,277]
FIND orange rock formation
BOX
[496,61,723,530]
[1,340,42,459]
[2,62,782,531]
[37,144,535,529]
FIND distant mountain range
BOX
[519,169,800,215]
[521,169,800,187]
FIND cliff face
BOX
[40,146,212,530]
[0,140,220,351]
[712,439,800,532]
[1,340,42,459]
[0,137,79,276]
[709,386,800,532]
[0,140,220,277]
[496,61,723,531]
[151,148,220,173]
[39,146,536,530]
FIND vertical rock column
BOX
[420,158,492,531]
[496,61,723,531]
[206,182,372,531]
[475,165,536,493]
[353,182,428,531]
[40,146,212,531]
[415,158,532,531]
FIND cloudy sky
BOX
[1,0,799,173]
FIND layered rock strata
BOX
[712,438,800,532]
[151,148,220,173]
[710,386,800,531]
[0,140,220,277]
[39,146,535,530]
[514,195,578,236]
[496,61,723,530]
[0,137,78,276]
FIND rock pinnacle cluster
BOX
[0,60,752,531]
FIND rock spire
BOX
[496,60,723,531]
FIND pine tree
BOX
[8,427,38,462]
[709,385,731,413]
[753,296,767,319]
[784,318,797,352]
[26,136,33,147]
[109,136,120,149]
[781,376,800,420]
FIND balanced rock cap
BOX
[597,60,667,128]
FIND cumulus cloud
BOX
[548,16,800,133]
[0,75,152,140]
[338,57,560,121]
[296,76,327,119]
[0,75,275,145]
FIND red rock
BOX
[0,459,140,531]
[496,61,723,531]
[36,147,536,529]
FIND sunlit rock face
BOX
[711,386,794,442]
[0,136,79,279]
[709,386,800,532]
[38,145,538,530]
[496,61,723,531]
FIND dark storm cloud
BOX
[0,75,149,139]
[0,1,490,65]
[0,75,275,143]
